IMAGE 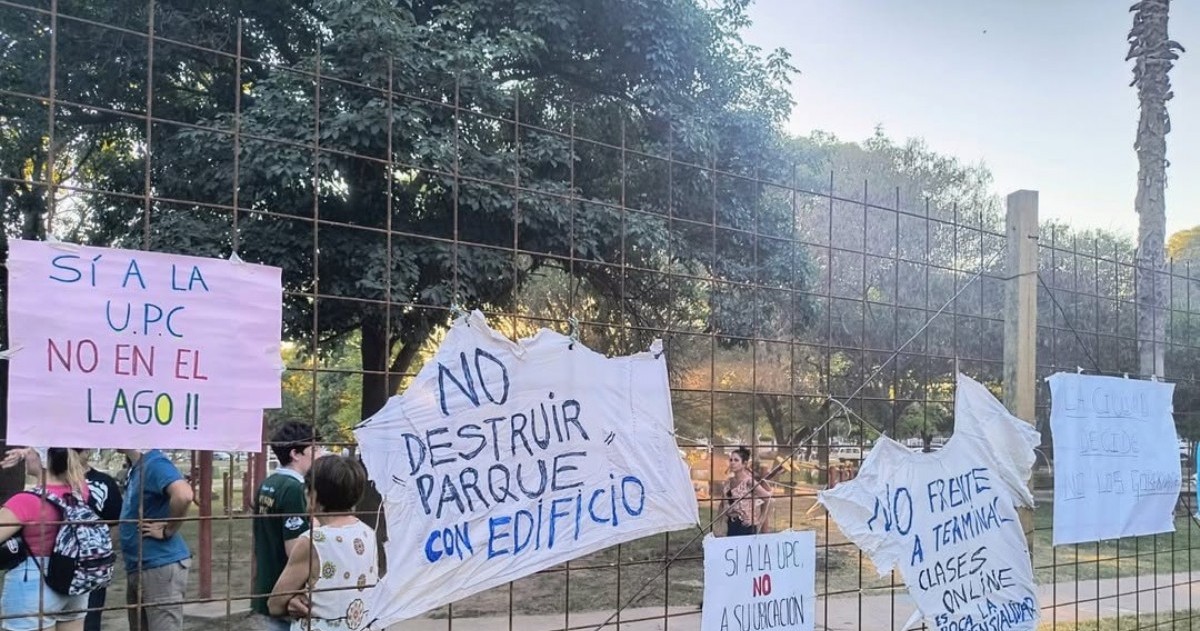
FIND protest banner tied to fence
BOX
[5,239,283,451]
[702,531,816,631]
[354,310,699,626]
[819,375,1042,631]
[1048,373,1180,545]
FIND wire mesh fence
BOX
[0,1,1199,629]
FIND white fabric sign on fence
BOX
[1049,373,1179,546]
[354,311,699,626]
[702,531,816,631]
[818,374,1042,631]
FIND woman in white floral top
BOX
[269,455,378,631]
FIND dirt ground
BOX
[100,486,854,630]
[50,470,1200,630]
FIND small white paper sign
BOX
[702,531,816,631]
[1049,373,1180,545]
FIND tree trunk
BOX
[359,320,392,420]
[355,319,392,575]
[354,317,436,577]
[816,399,831,485]
[761,394,789,449]
[358,318,435,421]
[1130,0,1180,378]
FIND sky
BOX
[744,0,1200,238]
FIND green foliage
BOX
[790,128,1001,221]
[269,340,364,445]
[750,130,1008,442]
[0,0,321,237]
[1167,226,1200,263]
[6,0,1192,451]
[1,0,811,423]
[1036,220,1200,441]
[895,401,952,439]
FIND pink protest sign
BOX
[6,239,283,451]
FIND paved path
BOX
[187,571,1200,630]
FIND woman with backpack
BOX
[0,447,97,631]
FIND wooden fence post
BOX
[1003,190,1039,547]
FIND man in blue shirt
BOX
[121,449,195,631]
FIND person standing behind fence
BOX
[72,449,123,631]
[251,423,320,631]
[120,449,193,631]
[0,447,92,631]
[269,455,377,631]
[721,447,772,536]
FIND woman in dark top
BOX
[721,447,772,536]
[74,449,123,631]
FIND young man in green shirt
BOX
[250,422,320,631]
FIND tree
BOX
[136,0,809,427]
[0,0,808,424]
[895,401,951,441]
[0,0,322,243]
[1167,225,1200,262]
[1037,220,1141,373]
[269,341,364,445]
[1128,0,1184,378]
[771,130,1006,444]
[1034,219,1200,442]
[1,0,813,567]
[0,0,324,499]
[1164,229,1200,441]
[627,129,1008,450]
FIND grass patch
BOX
[1030,502,1200,584]
[1041,610,1200,630]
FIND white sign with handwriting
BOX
[354,311,699,626]
[1049,373,1179,545]
[819,374,1042,631]
[702,531,815,631]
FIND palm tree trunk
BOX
[1129,0,1183,378]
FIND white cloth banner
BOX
[354,311,699,626]
[818,374,1041,631]
[702,531,816,631]
[1049,373,1179,545]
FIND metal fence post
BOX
[1003,189,1039,546]
[199,450,214,599]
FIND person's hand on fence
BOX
[0,447,41,476]
[0,447,29,469]
[286,593,311,619]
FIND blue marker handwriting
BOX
[40,251,217,431]
[860,466,1029,629]
[422,474,645,563]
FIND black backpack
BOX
[0,535,27,571]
